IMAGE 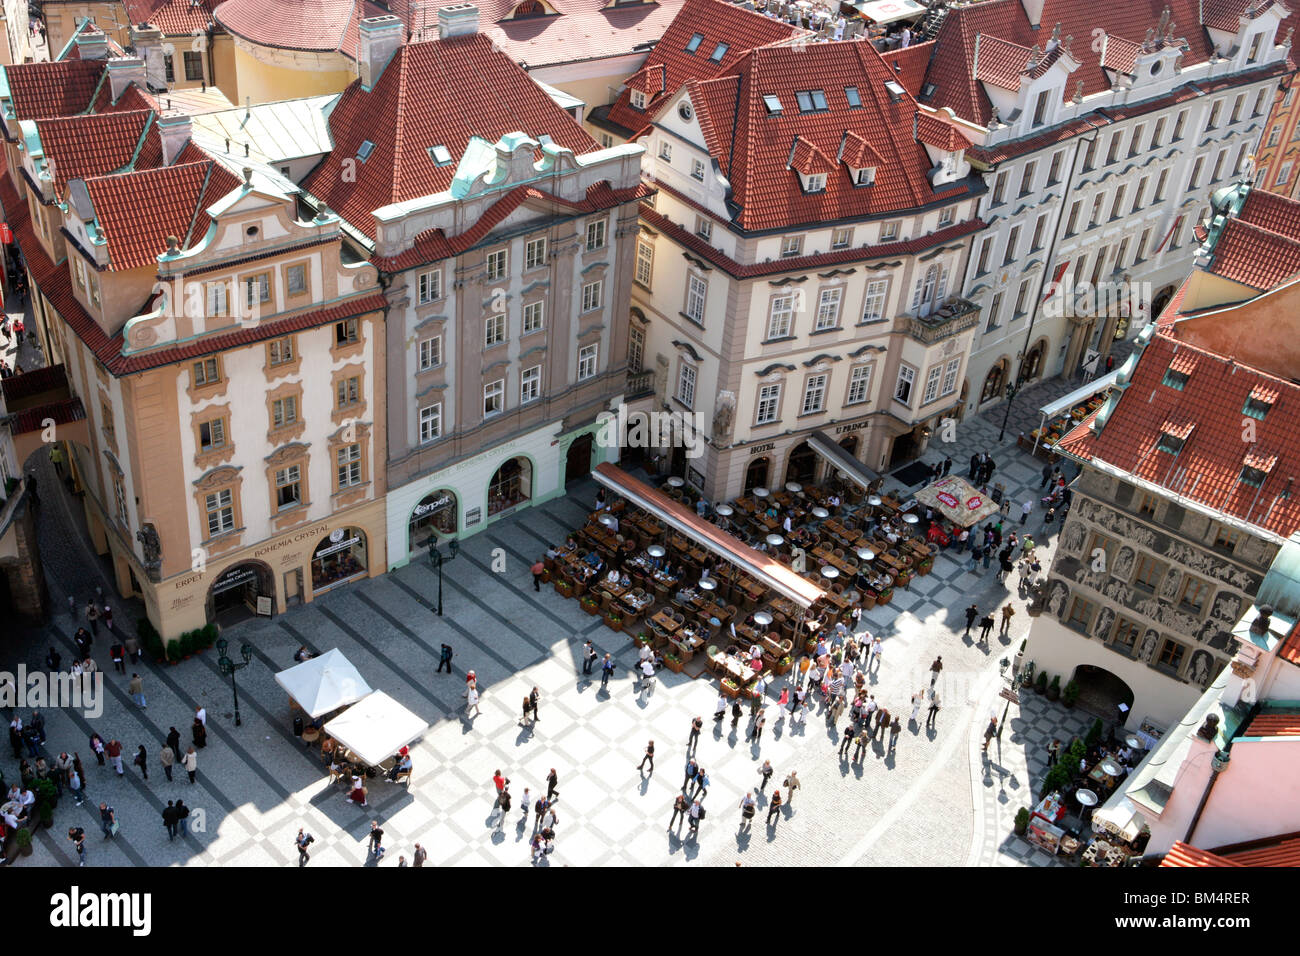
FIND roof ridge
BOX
[181,160,217,250]
[124,111,157,173]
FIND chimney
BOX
[106,57,147,101]
[438,3,480,40]
[158,113,193,166]
[134,25,168,88]
[359,15,404,92]
[74,27,110,60]
[1019,0,1046,29]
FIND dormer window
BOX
[630,89,647,110]
[1247,32,1263,63]
[356,140,375,163]
[853,167,876,186]
[845,86,861,108]
[796,90,828,113]
[685,33,704,53]
[1156,431,1186,455]
[763,95,783,115]
[802,172,827,193]
[1161,368,1189,390]
[710,42,728,62]
[1239,464,1267,488]
[1031,89,1051,128]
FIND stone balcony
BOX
[906,297,980,345]
[626,367,655,400]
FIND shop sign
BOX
[210,567,258,595]
[465,507,482,527]
[256,596,273,617]
[314,536,359,559]
[835,421,870,435]
[413,494,454,517]
[999,688,1020,705]
[749,442,775,456]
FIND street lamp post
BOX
[429,542,444,617]
[216,638,254,728]
[996,656,1018,743]
[996,376,1024,444]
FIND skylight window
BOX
[428,144,452,166]
[1242,396,1272,420]
[884,81,905,102]
[1239,465,1267,488]
[920,82,937,99]
[844,86,862,108]
[356,140,375,163]
[796,90,828,113]
[710,42,729,62]
[1156,432,1186,455]
[763,94,783,115]
[1161,368,1189,390]
[685,33,704,53]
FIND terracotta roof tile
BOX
[1056,331,1300,538]
[1160,842,1242,866]
[6,397,86,435]
[973,34,1032,91]
[1221,835,1300,866]
[1243,713,1300,736]
[915,111,972,150]
[1099,34,1142,75]
[2,60,106,120]
[1201,0,1279,33]
[1208,219,1300,290]
[881,40,934,97]
[838,130,882,168]
[605,0,803,133]
[1250,382,1281,403]
[1168,350,1199,374]
[0,363,72,402]
[302,33,601,239]
[1165,832,1300,866]
[685,40,973,232]
[1238,188,1300,238]
[123,0,219,34]
[32,110,157,199]
[788,136,835,174]
[1159,417,1196,439]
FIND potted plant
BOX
[773,655,792,676]
[13,827,32,858]
[1047,674,1061,702]
[1042,761,1073,795]
[804,638,817,655]
[877,585,894,605]
[579,595,600,616]
[664,653,684,674]
[721,678,739,698]
[634,631,654,648]
[1014,807,1030,836]
[38,803,54,830]
[1085,718,1103,749]
[604,610,623,631]
[555,578,573,598]
[917,556,934,576]
[31,777,57,813]
[1061,680,1080,709]
[1034,670,1048,695]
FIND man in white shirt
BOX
[782,514,793,534]
[194,705,207,727]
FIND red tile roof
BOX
[32,110,157,199]
[682,39,973,231]
[1099,34,1142,74]
[6,397,86,435]
[302,33,602,239]
[1238,187,1300,237]
[604,0,803,134]
[0,363,73,402]
[123,0,219,34]
[82,159,243,270]
[1163,833,1300,867]
[967,116,1110,165]
[1159,842,1243,866]
[475,0,688,69]
[214,0,388,56]
[1207,219,1300,290]
[1278,618,1300,666]
[1056,331,1300,538]
[1242,713,1300,737]
[881,40,934,98]
[1201,0,1281,33]
[915,111,972,150]
[2,60,106,120]
[973,34,1033,91]
[923,0,1219,126]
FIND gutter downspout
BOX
[1184,747,1230,846]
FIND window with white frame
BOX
[832,227,853,248]
[695,216,713,241]
[756,383,781,424]
[337,443,362,487]
[485,312,506,347]
[585,218,607,250]
[522,300,544,334]
[485,249,508,281]
[676,360,697,407]
[205,488,234,536]
[525,237,547,270]
[630,89,647,110]
[894,364,915,405]
[483,379,504,416]
[275,465,301,510]
[1278,161,1294,187]
[659,141,672,161]
[577,344,598,380]
[804,173,826,193]
[207,282,228,316]
[419,403,442,443]
[245,273,270,307]
[880,221,899,241]
[271,396,297,429]
[691,158,706,181]
[635,238,654,287]
[417,269,442,303]
[941,357,960,396]
[581,280,603,313]
[862,279,888,322]
[814,288,842,330]
[768,294,795,338]
[780,235,803,258]
[628,324,645,372]
[521,364,542,403]
[801,374,827,414]
[846,364,872,405]
[938,206,954,226]
[922,364,943,404]
[685,273,707,323]
[419,335,442,370]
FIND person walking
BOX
[109,642,126,675]
[783,771,801,806]
[979,614,994,645]
[102,605,114,633]
[67,765,85,806]
[712,693,727,723]
[175,800,190,837]
[766,788,783,827]
[688,715,703,751]
[910,690,924,724]
[889,716,901,752]
[529,686,541,722]
[86,601,100,636]
[107,739,124,776]
[159,744,174,782]
[412,843,427,867]
[1046,739,1060,767]
[730,699,744,729]
[492,769,510,800]
[982,716,998,753]
[691,766,709,800]
[758,759,774,790]
[866,637,882,673]
[520,693,533,727]
[1000,603,1016,636]
[739,792,756,830]
[466,686,481,718]
[582,640,597,676]
[436,643,453,674]
[853,727,870,761]
[494,787,511,831]
[162,801,180,841]
[531,559,545,591]
[183,746,198,784]
[295,828,313,865]
[926,688,941,728]
[668,792,689,831]
[133,745,148,780]
[747,708,766,743]
[687,799,703,838]
[368,820,385,860]
[99,803,116,839]
[964,604,978,637]
[600,653,615,688]
[638,739,655,773]
[838,724,854,758]
[67,825,87,866]
[1020,499,1033,526]
[681,756,699,793]
[128,673,146,708]
[545,768,559,803]
[929,656,943,687]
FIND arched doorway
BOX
[1150,286,1175,321]
[838,435,859,458]
[889,428,920,468]
[744,456,769,494]
[1020,339,1047,382]
[311,527,368,593]
[980,359,1008,405]
[1071,664,1136,724]
[208,560,274,625]
[784,442,818,485]
[488,457,531,516]
[565,433,594,484]
[408,489,458,553]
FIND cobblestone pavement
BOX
[3,370,1108,867]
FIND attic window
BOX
[685,33,704,53]
[854,167,876,185]
[920,82,936,100]
[710,42,729,62]
[844,86,862,108]
[803,172,827,193]
[1242,396,1272,420]
[428,144,453,166]
[630,89,647,110]
[1156,432,1186,455]
[763,94,783,114]
[1161,368,1189,390]
[1239,465,1268,488]
[884,81,905,102]
[356,140,375,163]
[796,90,828,113]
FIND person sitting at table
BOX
[764,502,779,518]
[388,750,413,783]
[749,644,763,662]
[583,550,601,568]
[674,585,694,605]
[606,567,621,585]
[545,543,560,560]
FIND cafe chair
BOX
[599,590,614,611]
[671,609,686,628]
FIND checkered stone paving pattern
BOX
[4,374,1111,867]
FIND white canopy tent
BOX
[1032,369,1122,453]
[322,691,429,767]
[855,0,925,24]
[274,648,373,719]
